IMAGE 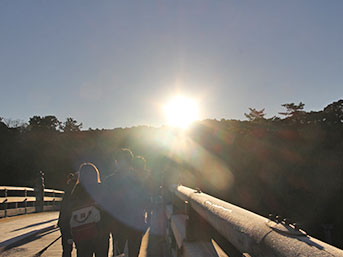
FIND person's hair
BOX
[133,155,146,171]
[116,148,134,164]
[77,162,101,184]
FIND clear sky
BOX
[1,1,342,129]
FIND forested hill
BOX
[1,99,343,247]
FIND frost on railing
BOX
[166,184,343,257]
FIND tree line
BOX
[0,99,342,247]
[0,116,83,132]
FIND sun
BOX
[163,96,199,128]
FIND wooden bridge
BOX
[0,185,342,257]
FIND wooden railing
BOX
[0,186,64,218]
[166,185,343,257]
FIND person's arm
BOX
[59,196,72,237]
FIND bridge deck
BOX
[1,227,74,257]
[0,211,59,251]
[0,206,166,257]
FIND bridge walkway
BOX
[0,206,166,257]
[1,226,74,257]
[0,211,59,254]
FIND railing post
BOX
[165,188,176,257]
[185,200,193,241]
[4,188,7,217]
[34,171,45,212]
[24,189,27,214]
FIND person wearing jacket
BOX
[66,163,110,257]
[58,173,76,257]
[104,149,149,257]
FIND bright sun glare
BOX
[164,96,199,128]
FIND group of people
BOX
[58,148,153,257]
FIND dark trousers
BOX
[112,221,144,257]
[75,234,109,257]
[60,230,73,257]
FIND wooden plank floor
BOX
[0,211,59,250]
[0,205,167,257]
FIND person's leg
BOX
[113,221,127,255]
[61,230,73,257]
[75,242,93,257]
[62,238,73,257]
[127,228,143,257]
[94,233,110,257]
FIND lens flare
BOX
[164,96,199,129]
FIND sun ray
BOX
[163,96,199,129]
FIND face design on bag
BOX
[74,212,89,223]
[73,208,94,223]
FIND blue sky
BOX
[1,1,342,129]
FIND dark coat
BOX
[58,182,75,235]
[102,169,151,232]
[58,182,109,238]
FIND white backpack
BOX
[70,205,101,243]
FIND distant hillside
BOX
[1,99,342,247]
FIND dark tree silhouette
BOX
[61,117,83,132]
[29,115,61,132]
[279,102,305,117]
[0,118,7,131]
[323,99,343,125]
[244,108,266,121]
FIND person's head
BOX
[66,172,76,185]
[115,148,133,171]
[133,155,146,173]
[77,162,101,186]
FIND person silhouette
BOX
[104,148,148,257]
[58,173,76,257]
[68,163,109,257]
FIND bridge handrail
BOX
[0,186,34,191]
[44,188,64,195]
[0,185,64,217]
[0,186,64,195]
[0,196,36,203]
[170,184,343,257]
